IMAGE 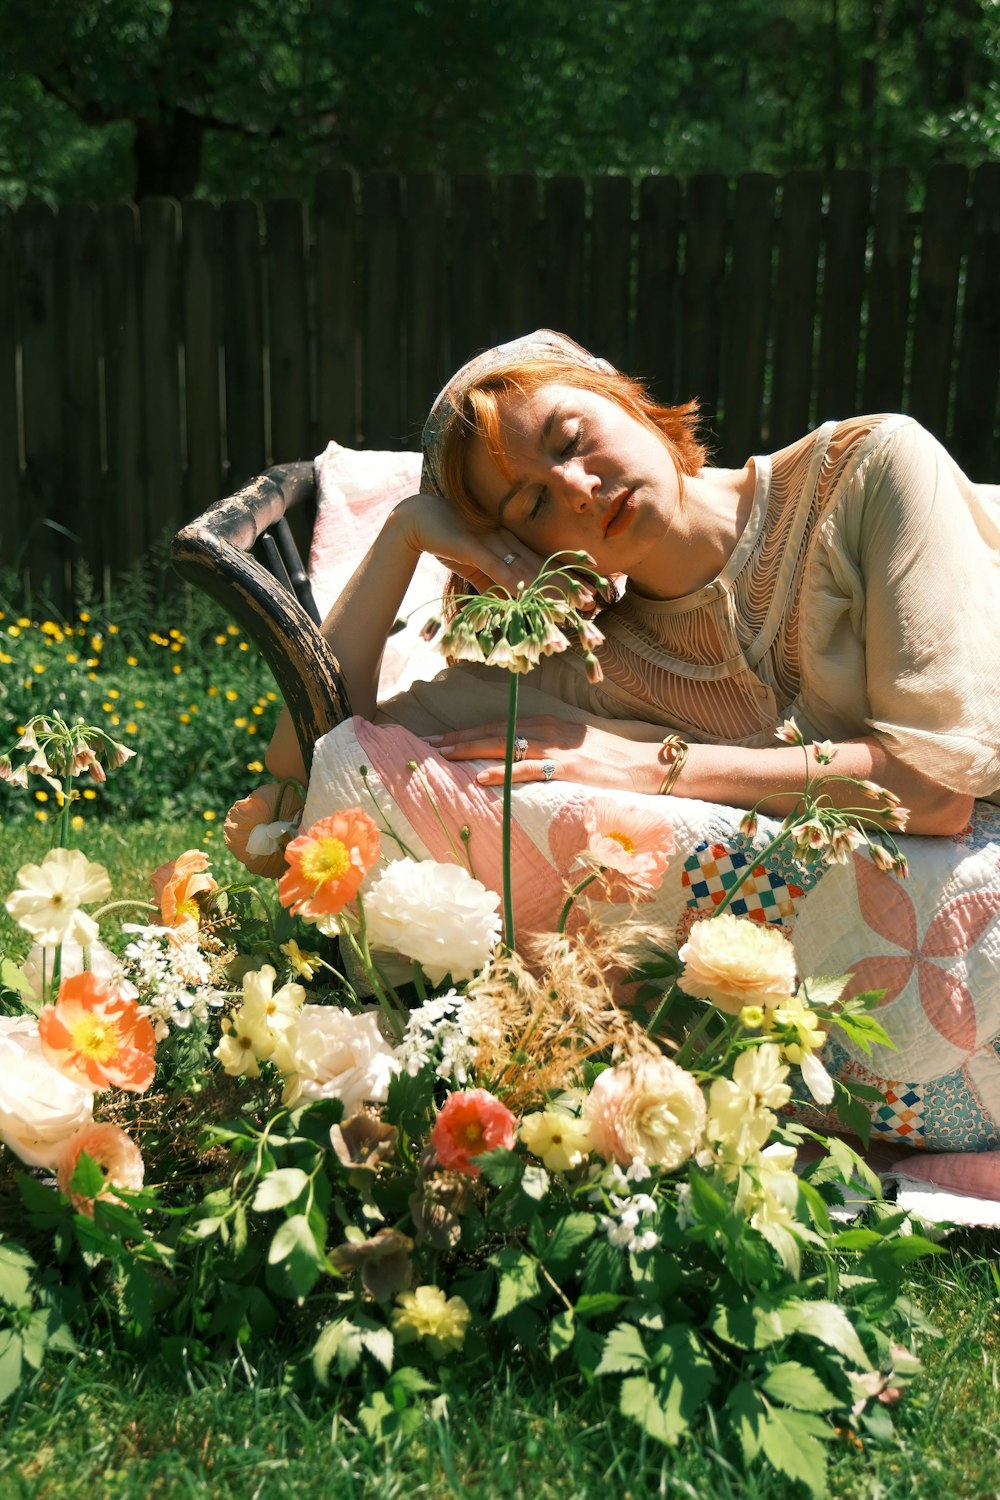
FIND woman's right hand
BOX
[391,492,550,597]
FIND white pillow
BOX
[310,442,450,700]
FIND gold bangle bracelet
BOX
[657,735,689,796]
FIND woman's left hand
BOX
[427,715,662,795]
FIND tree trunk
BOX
[132,107,206,198]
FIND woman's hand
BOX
[427,715,663,794]
[393,493,549,597]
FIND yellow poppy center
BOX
[175,896,200,923]
[300,836,351,887]
[606,830,635,854]
[459,1122,485,1149]
[69,1015,120,1064]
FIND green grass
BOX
[1,819,999,1497]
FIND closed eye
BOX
[528,422,583,521]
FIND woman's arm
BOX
[265,495,549,782]
[431,717,974,836]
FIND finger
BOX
[425,721,508,747]
[435,737,514,762]
[474,759,561,786]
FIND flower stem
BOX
[673,1005,719,1070]
[557,872,600,934]
[502,672,518,952]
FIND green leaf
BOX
[759,1408,831,1498]
[477,1148,524,1190]
[620,1375,677,1445]
[573,1291,627,1321]
[595,1321,649,1376]
[762,1360,841,1412]
[582,1235,627,1297]
[267,1213,325,1298]
[69,1152,106,1199]
[0,1242,36,1309]
[799,974,851,1010]
[0,957,34,1002]
[618,1329,716,1447]
[122,1263,155,1341]
[490,1249,539,1320]
[311,1314,391,1382]
[686,1167,730,1227]
[834,1009,896,1055]
[724,1380,764,1463]
[252,1167,311,1213]
[783,1300,872,1371]
[532,1212,596,1275]
[549,1309,575,1358]
[0,1331,23,1405]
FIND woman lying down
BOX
[264,328,1000,1168]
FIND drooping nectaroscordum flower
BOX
[430,1089,517,1176]
[278,808,382,921]
[57,1121,145,1217]
[150,849,218,928]
[5,847,112,948]
[38,972,157,1093]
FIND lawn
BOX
[1,820,999,1500]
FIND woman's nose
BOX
[555,459,599,512]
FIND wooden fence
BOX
[2,163,998,605]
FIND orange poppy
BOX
[151,849,218,926]
[278,808,382,921]
[39,972,157,1093]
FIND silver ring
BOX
[513,736,529,762]
[502,552,517,567]
[541,760,557,781]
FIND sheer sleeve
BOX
[799,418,1000,797]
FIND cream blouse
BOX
[383,416,1000,800]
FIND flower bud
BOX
[583,651,604,685]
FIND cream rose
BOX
[0,1016,95,1167]
[677,913,797,1014]
[363,859,502,986]
[280,1005,399,1114]
[583,1054,706,1171]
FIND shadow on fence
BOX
[2,163,998,609]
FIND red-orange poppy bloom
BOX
[430,1089,517,1176]
[38,972,157,1094]
[278,808,382,921]
[151,849,218,927]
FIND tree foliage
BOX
[1,0,997,202]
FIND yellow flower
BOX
[215,634,227,645]
[126,655,138,666]
[224,689,238,702]
[251,705,264,716]
[102,702,113,713]
[108,623,120,635]
[520,1109,593,1172]
[740,1005,766,1030]
[226,624,240,636]
[34,790,49,802]
[677,914,797,1015]
[247,759,264,773]
[32,663,45,674]
[71,815,84,831]
[208,686,219,697]
[107,688,120,699]
[705,1044,791,1171]
[125,722,138,734]
[179,713,191,725]
[234,717,248,728]
[34,810,48,822]
[66,652,78,663]
[0,652,11,664]
[17,616,30,627]
[78,612,91,623]
[281,939,322,981]
[265,691,277,702]
[202,810,217,822]
[83,789,97,801]
[7,625,21,637]
[87,672,98,682]
[172,665,182,675]
[766,993,826,1063]
[391,1285,470,1358]
[133,699,145,709]
[238,641,249,652]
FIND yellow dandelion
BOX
[133,699,145,709]
[215,634,227,646]
[202,810,217,822]
[34,810,49,823]
[0,652,11,664]
[109,714,120,726]
[90,636,102,652]
[86,658,98,668]
[247,759,264,773]
[107,688,120,699]
[226,624,239,636]
[234,716,248,728]
[79,611,91,623]
[251,705,264,716]
[238,642,249,652]
[125,721,138,734]
[224,689,238,702]
[246,724,257,735]
[179,713,191,724]
[34,790,49,803]
[208,686,219,697]
[17,616,30,627]
[172,665,182,675]
[102,702,113,713]
[83,789,97,801]
[126,655,138,666]
[170,641,182,652]
[66,652,79,664]
[33,663,45,673]
[71,815,84,831]
[7,625,20,638]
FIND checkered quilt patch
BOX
[872,1083,926,1144]
[681,840,810,927]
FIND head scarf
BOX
[419,329,614,498]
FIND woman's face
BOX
[464,382,681,589]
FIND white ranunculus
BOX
[0,1016,95,1167]
[281,1005,399,1114]
[363,859,502,986]
[5,847,112,948]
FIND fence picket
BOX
[861,167,913,416]
[0,207,21,570]
[404,174,447,448]
[315,169,359,447]
[99,204,143,579]
[266,199,310,466]
[910,165,969,440]
[634,175,681,403]
[770,171,823,446]
[449,174,497,373]
[59,204,103,577]
[139,198,183,547]
[221,201,266,486]
[181,199,223,518]
[722,173,777,464]
[361,172,403,449]
[496,175,541,342]
[17,202,65,597]
[590,176,633,372]
[952,163,1000,476]
[679,173,729,433]
[542,177,588,347]
[817,170,871,420]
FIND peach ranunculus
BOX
[677,912,798,1015]
[583,1054,707,1172]
[38,972,157,1093]
[430,1089,517,1176]
[549,794,673,900]
[151,849,218,928]
[224,782,305,878]
[57,1122,145,1216]
[278,809,382,922]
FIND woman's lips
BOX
[604,490,635,538]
